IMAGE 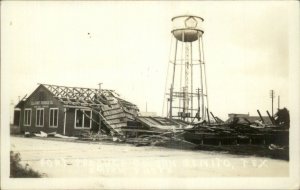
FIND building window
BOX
[75,109,92,129]
[36,108,44,127]
[49,108,59,128]
[24,109,32,126]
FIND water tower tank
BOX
[171,15,204,42]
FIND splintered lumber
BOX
[257,110,265,124]
[102,104,122,111]
[214,117,224,123]
[103,109,124,116]
[151,117,176,125]
[81,109,108,134]
[122,129,163,134]
[136,117,188,130]
[183,121,289,146]
[125,131,197,148]
[105,113,126,120]
[107,118,127,125]
[266,110,276,125]
[125,113,135,120]
[138,117,160,127]
[210,112,219,123]
[90,108,123,136]
[124,108,139,115]
[206,108,211,124]
[111,123,127,128]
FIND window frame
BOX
[49,108,59,128]
[23,108,32,126]
[74,109,92,129]
[36,108,44,127]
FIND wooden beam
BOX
[257,110,265,124]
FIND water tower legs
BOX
[166,31,209,123]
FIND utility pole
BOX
[166,98,169,117]
[98,83,103,93]
[278,95,280,110]
[270,90,275,117]
[146,102,148,112]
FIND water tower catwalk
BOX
[163,15,209,123]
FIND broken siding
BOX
[101,95,138,134]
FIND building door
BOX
[13,110,21,126]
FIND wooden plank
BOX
[108,118,127,125]
[103,109,124,116]
[103,107,123,112]
[105,113,126,120]
[121,129,163,133]
[102,104,122,111]
[111,123,127,128]
[124,109,138,116]
[125,113,135,120]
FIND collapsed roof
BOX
[17,84,139,136]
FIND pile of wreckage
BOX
[18,84,289,150]
[32,109,289,152]
[121,109,289,149]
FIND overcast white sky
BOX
[2,1,299,120]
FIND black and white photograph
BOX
[1,1,299,189]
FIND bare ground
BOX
[10,136,289,177]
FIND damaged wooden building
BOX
[14,84,139,136]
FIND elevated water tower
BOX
[163,15,209,123]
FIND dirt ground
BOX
[10,136,289,177]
